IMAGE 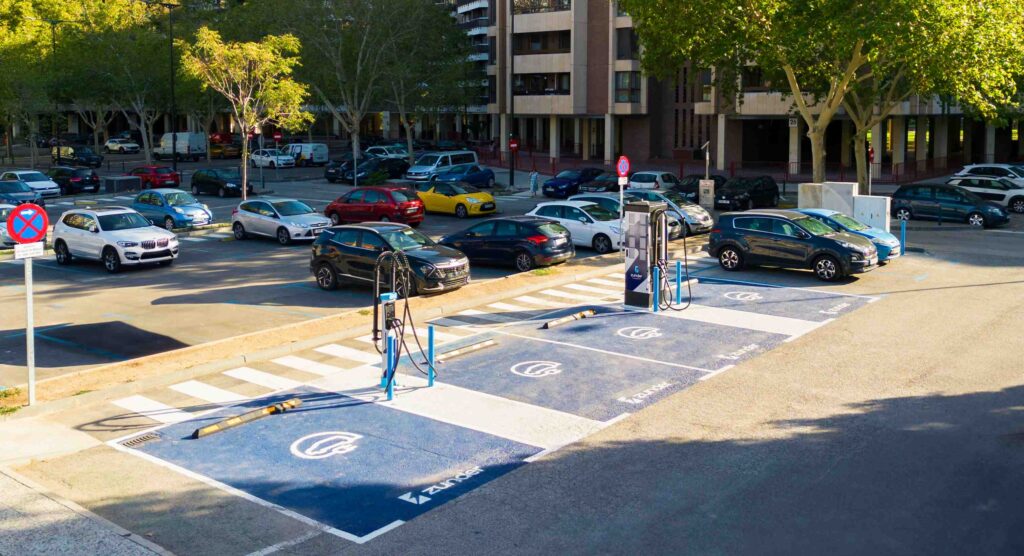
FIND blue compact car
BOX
[542,167,605,198]
[433,164,496,188]
[132,188,213,230]
[798,208,902,262]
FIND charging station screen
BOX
[624,210,650,297]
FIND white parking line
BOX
[178,237,206,242]
[113,195,135,200]
[487,302,532,313]
[112,395,193,424]
[314,343,381,365]
[169,380,248,404]
[587,278,622,287]
[513,295,567,308]
[540,288,603,302]
[223,367,302,391]
[564,283,620,296]
[271,355,345,377]
[645,304,825,337]
[457,309,517,322]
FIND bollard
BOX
[900,220,906,256]
[652,266,660,312]
[428,325,435,387]
[386,335,395,401]
[675,260,682,304]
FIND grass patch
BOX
[530,267,555,276]
[73,389,94,396]
[358,309,372,316]
[0,405,20,416]
[0,387,21,399]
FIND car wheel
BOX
[315,263,339,291]
[683,223,692,237]
[191,185,200,195]
[269,161,276,169]
[1010,197,1024,214]
[410,221,421,228]
[250,159,257,168]
[276,227,292,245]
[455,204,468,218]
[772,195,780,207]
[102,247,122,274]
[154,153,161,161]
[329,212,341,225]
[514,250,534,272]
[967,212,985,228]
[592,234,613,254]
[718,246,743,271]
[218,187,226,198]
[813,255,842,282]
[326,177,337,184]
[54,240,72,265]
[895,208,912,221]
[232,222,247,240]
[163,217,176,231]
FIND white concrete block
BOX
[822,182,857,215]
[798,183,823,208]
[853,195,891,232]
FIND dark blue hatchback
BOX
[891,184,1009,228]
[542,168,605,198]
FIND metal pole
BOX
[51,23,60,167]
[704,143,710,180]
[508,0,515,189]
[386,335,395,401]
[652,265,660,313]
[675,260,682,305]
[25,257,35,406]
[428,325,435,387]
[167,5,177,172]
[867,163,872,196]
[900,220,906,256]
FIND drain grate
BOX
[121,432,160,448]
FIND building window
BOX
[673,109,679,147]
[615,28,639,60]
[488,76,497,103]
[513,0,570,15]
[513,73,570,95]
[699,69,712,102]
[614,71,641,103]
[741,66,771,91]
[489,37,496,63]
[512,31,571,55]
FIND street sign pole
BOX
[8,204,48,407]
[25,255,34,405]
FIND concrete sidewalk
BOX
[0,468,167,555]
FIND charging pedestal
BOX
[624,201,668,310]
[378,292,398,388]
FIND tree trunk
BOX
[4,123,13,164]
[351,129,361,188]
[808,126,827,183]
[238,117,249,201]
[853,131,869,195]
[404,118,415,165]
[138,116,153,165]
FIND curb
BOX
[1,238,708,419]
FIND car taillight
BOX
[525,235,549,246]
[231,208,238,216]
[70,177,81,182]
[710,228,721,234]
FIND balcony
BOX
[468,52,489,62]
[467,26,488,36]
[513,0,570,15]
[457,0,488,14]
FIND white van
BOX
[153,132,208,161]
[404,150,478,181]
[283,143,329,167]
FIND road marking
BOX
[113,195,135,200]
[540,288,603,302]
[314,343,381,364]
[698,276,882,300]
[587,278,622,287]
[564,283,620,296]
[487,302,532,313]
[112,395,193,424]
[178,237,206,242]
[245,529,322,556]
[513,295,567,308]
[169,380,248,404]
[223,367,303,391]
[272,355,345,377]
[699,364,735,381]
[605,272,622,278]
[355,329,464,345]
[312,365,604,450]
[456,309,517,322]
[645,304,824,337]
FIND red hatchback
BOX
[128,166,181,189]
[325,186,425,227]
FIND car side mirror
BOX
[798,230,810,239]
[465,231,476,238]
[578,217,588,223]
[89,226,99,233]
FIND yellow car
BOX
[415,182,496,218]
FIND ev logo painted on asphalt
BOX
[290,431,362,460]
[724,291,763,302]
[510,361,563,378]
[616,326,662,340]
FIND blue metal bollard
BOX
[386,336,395,401]
[652,266,660,312]
[675,260,683,305]
[900,220,906,256]
[428,325,435,387]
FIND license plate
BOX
[481,202,495,211]
[552,238,566,246]
[887,250,900,258]
[164,181,175,185]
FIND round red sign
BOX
[6,203,49,244]
[509,138,519,151]
[272,131,283,141]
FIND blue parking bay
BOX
[131,387,538,543]
[689,278,875,321]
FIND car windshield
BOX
[381,228,434,250]
[357,158,380,170]
[582,204,617,221]
[415,154,439,166]
[0,181,31,193]
[390,190,415,203]
[165,192,199,207]
[536,223,569,237]
[450,183,480,195]
[794,216,836,236]
[155,167,174,175]
[72,169,93,177]
[556,170,581,179]
[98,212,151,231]
[264,149,285,156]
[0,207,10,221]
[1012,166,1024,176]
[998,178,1022,189]
[662,191,693,206]
[830,213,870,231]
[272,200,314,216]
[721,180,751,192]
[19,172,48,182]
[217,169,242,180]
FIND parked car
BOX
[47,166,101,195]
[365,145,409,160]
[128,165,181,189]
[51,145,103,168]
[0,204,16,246]
[343,157,410,183]
[673,174,728,201]
[404,151,478,181]
[578,172,622,193]
[955,163,1024,187]
[324,186,425,227]
[0,180,45,206]
[542,168,606,198]
[526,200,622,254]
[153,132,207,161]
[621,189,714,236]
[249,148,296,168]
[945,176,1024,213]
[891,184,1008,228]
[133,188,212,230]
[628,171,683,191]
[209,143,242,159]
[415,181,496,218]
[714,177,780,210]
[0,170,61,198]
[568,192,683,240]
[284,143,329,166]
[325,153,375,183]
[798,208,902,263]
[709,209,877,281]
[190,168,253,197]
[440,216,574,272]
[231,198,332,245]
[310,222,470,295]
[432,164,496,188]
[52,207,179,273]
[103,138,140,154]
[209,131,237,145]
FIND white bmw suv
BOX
[53,207,179,273]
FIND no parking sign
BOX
[7,203,48,407]
[6,203,48,245]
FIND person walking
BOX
[529,169,539,197]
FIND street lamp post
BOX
[508,0,515,188]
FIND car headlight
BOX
[465,197,481,204]
[297,222,310,228]
[173,207,184,214]
[226,182,238,188]
[117,241,138,247]
[202,204,209,210]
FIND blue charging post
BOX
[386,335,395,401]
[652,266,660,312]
[427,325,435,387]
[675,260,682,304]
[900,220,906,256]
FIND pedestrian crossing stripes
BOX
[513,295,566,308]
[563,283,620,296]
[540,288,607,302]
[112,395,193,424]
[223,367,303,391]
[271,355,346,377]
[315,344,382,365]
[169,380,247,404]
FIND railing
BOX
[513,0,571,15]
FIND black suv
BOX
[440,216,575,271]
[51,145,104,168]
[310,222,470,295]
[891,184,1009,228]
[714,176,779,210]
[47,166,101,195]
[709,209,878,281]
[673,174,727,201]
[190,168,253,197]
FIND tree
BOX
[0,1,51,167]
[620,0,1024,185]
[180,26,312,200]
[177,75,229,162]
